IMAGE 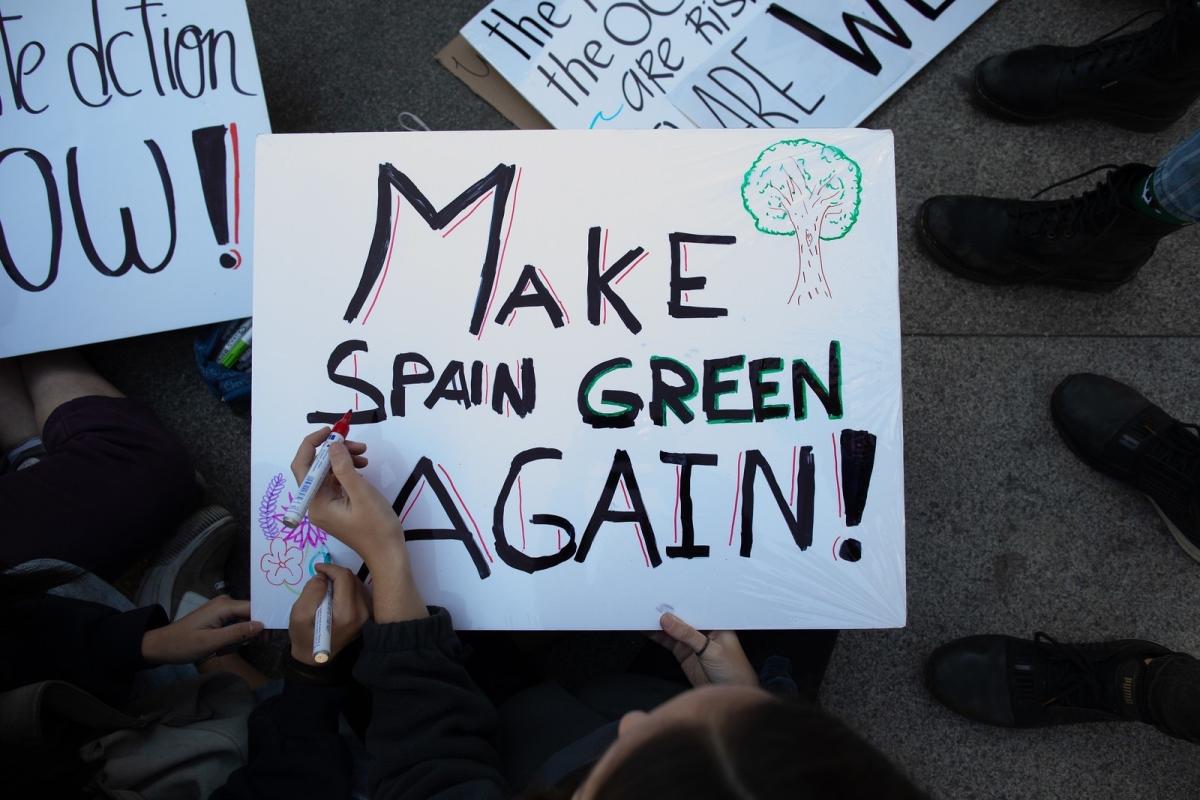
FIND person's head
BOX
[527,685,923,799]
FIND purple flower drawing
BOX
[258,474,285,540]
[257,471,329,551]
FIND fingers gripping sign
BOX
[651,612,758,688]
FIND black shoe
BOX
[918,164,1184,289]
[974,2,1200,131]
[926,632,1171,727]
[1052,373,1200,563]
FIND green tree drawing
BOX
[741,139,862,303]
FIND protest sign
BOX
[250,129,905,630]
[0,0,269,357]
[459,0,995,130]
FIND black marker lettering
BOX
[576,449,661,566]
[493,447,577,573]
[307,340,386,425]
[661,451,718,558]
[344,163,516,335]
[587,225,643,333]
[668,232,733,318]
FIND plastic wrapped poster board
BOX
[250,129,904,631]
[460,0,995,130]
[0,0,269,357]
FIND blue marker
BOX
[313,551,334,664]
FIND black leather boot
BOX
[918,164,1185,289]
[974,1,1200,131]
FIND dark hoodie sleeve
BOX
[0,594,166,703]
[353,607,507,800]
[210,652,357,800]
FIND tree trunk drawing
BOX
[782,203,832,304]
[741,139,862,307]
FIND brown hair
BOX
[522,698,924,800]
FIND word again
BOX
[357,439,874,582]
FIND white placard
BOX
[461,0,996,130]
[0,0,269,357]
[251,129,905,631]
[669,0,997,128]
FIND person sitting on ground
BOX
[215,429,926,799]
[0,348,200,577]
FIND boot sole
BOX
[916,203,1139,291]
[972,71,1187,133]
[1050,386,1200,566]
[1150,498,1200,566]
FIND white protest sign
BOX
[0,0,269,357]
[461,1,995,131]
[251,129,904,631]
[669,0,997,128]
[461,0,759,129]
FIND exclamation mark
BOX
[836,428,876,563]
[192,122,242,269]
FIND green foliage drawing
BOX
[741,139,862,303]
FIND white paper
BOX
[461,1,996,130]
[0,0,270,357]
[251,129,905,631]
[669,0,997,128]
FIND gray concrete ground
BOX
[86,0,1200,797]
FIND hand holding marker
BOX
[283,410,352,528]
[286,411,352,663]
[313,552,335,663]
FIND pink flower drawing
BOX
[260,537,303,586]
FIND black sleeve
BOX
[354,607,507,800]
[0,594,166,703]
[210,654,354,800]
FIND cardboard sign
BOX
[0,0,269,357]
[250,129,905,630]
[460,0,995,130]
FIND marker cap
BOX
[331,409,353,438]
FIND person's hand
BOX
[650,612,758,688]
[288,563,371,666]
[291,428,402,565]
[141,596,263,665]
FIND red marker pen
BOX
[283,410,352,528]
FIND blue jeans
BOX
[1153,128,1200,222]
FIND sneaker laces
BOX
[1032,632,1107,710]
[1013,164,1123,240]
[1138,420,1200,515]
[1070,8,1179,76]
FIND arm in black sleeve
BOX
[354,607,507,800]
[210,651,357,800]
[0,594,166,703]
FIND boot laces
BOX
[1139,420,1200,515]
[1013,165,1123,239]
[1070,7,1179,76]
[1033,632,1107,710]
